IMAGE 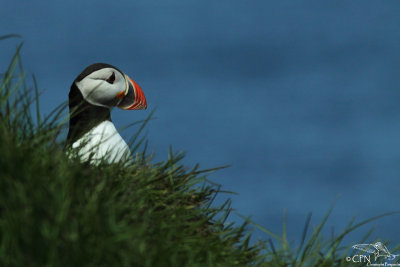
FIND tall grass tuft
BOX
[0,37,266,266]
[0,36,398,266]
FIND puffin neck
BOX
[66,82,111,145]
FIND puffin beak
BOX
[117,75,147,110]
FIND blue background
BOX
[2,1,400,246]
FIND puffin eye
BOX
[106,72,116,84]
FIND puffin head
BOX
[66,63,147,145]
[73,63,147,110]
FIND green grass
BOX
[0,36,398,266]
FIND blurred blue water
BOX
[2,0,400,246]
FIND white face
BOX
[75,68,127,108]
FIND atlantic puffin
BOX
[66,63,147,163]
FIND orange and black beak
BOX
[117,75,147,110]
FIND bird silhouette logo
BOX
[352,242,399,262]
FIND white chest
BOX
[72,121,131,163]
